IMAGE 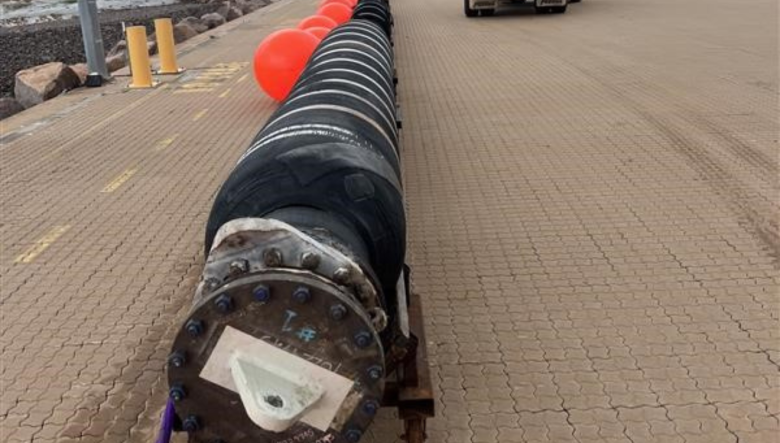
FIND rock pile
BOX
[1,0,270,120]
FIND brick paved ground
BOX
[1,0,778,442]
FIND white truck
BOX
[465,0,578,17]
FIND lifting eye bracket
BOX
[230,354,325,433]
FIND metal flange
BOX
[196,218,387,332]
[169,269,385,443]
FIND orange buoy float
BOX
[253,29,320,101]
[297,14,338,30]
[317,2,352,25]
[319,0,355,9]
[305,26,331,41]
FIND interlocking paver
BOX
[1,0,778,442]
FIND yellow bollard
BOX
[126,26,155,88]
[154,18,183,74]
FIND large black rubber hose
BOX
[205,20,404,310]
[352,0,393,37]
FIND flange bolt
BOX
[367,365,383,380]
[204,278,221,293]
[361,399,380,416]
[333,267,351,284]
[182,415,200,432]
[169,384,186,402]
[214,294,232,313]
[301,252,321,269]
[329,304,347,321]
[293,286,311,304]
[345,429,362,443]
[254,285,270,302]
[263,248,283,267]
[168,351,186,368]
[185,319,204,337]
[228,259,249,277]
[354,331,372,348]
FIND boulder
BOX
[216,3,228,18]
[70,63,89,84]
[173,22,199,43]
[0,97,24,120]
[108,40,127,57]
[226,6,244,20]
[106,54,127,73]
[218,3,244,21]
[14,62,81,109]
[147,40,158,56]
[234,0,253,14]
[201,12,226,29]
[179,16,208,34]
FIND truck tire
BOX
[464,0,477,17]
[481,8,495,16]
[552,5,567,13]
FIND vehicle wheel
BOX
[552,5,567,13]
[570,0,581,3]
[481,8,495,16]
[464,0,477,17]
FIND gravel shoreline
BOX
[0,2,223,97]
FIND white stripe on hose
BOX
[291,78,396,126]
[322,30,393,60]
[315,40,392,70]
[316,38,392,65]
[287,82,396,134]
[240,124,364,163]
[261,104,397,158]
[331,23,394,60]
[325,27,390,48]
[238,124,397,168]
[306,56,392,95]
[311,47,392,78]
[353,11,388,27]
[238,124,368,164]
[342,19,386,36]
[300,62,394,103]
[284,89,398,141]
[340,20,385,33]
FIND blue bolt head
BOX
[214,294,232,313]
[293,286,311,304]
[354,331,372,348]
[361,399,379,416]
[168,351,186,368]
[329,304,347,321]
[253,285,270,302]
[185,319,204,337]
[169,385,186,402]
[182,415,200,432]
[345,429,362,443]
[367,365,383,380]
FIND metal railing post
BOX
[77,0,109,80]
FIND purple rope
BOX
[156,398,176,443]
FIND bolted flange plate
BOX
[169,269,385,443]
